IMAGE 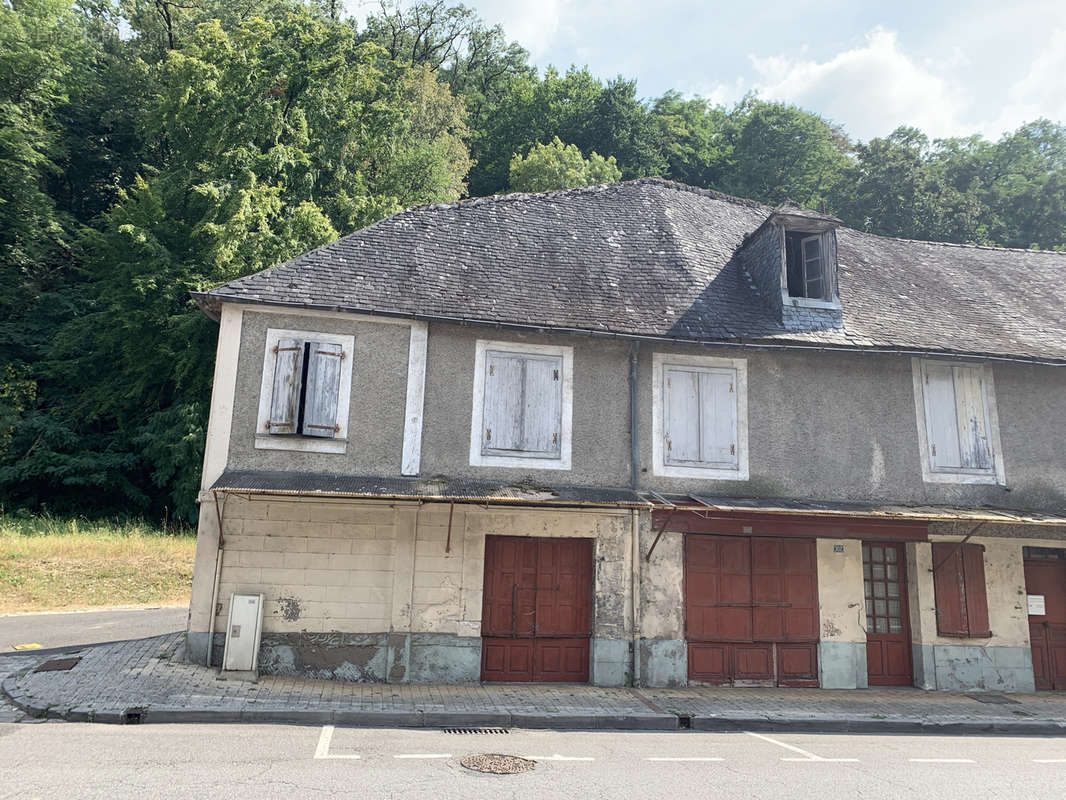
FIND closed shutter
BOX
[521,356,562,456]
[302,341,343,438]
[953,367,993,470]
[483,351,561,457]
[267,338,304,434]
[932,542,991,638]
[699,370,738,467]
[664,367,701,464]
[924,362,963,470]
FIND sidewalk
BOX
[4,633,1066,734]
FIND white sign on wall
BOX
[1028,594,1046,616]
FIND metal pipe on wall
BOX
[205,490,228,668]
[630,508,642,687]
[629,341,640,490]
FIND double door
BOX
[481,536,593,682]
[1024,553,1066,690]
[685,535,819,686]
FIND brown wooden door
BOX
[1024,553,1066,691]
[481,536,592,682]
[863,542,913,686]
[685,535,818,686]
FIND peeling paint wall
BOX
[815,539,868,689]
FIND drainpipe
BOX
[205,490,227,668]
[629,341,640,490]
[630,508,642,687]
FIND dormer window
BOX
[785,230,836,302]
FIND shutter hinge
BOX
[729,382,734,393]
[931,444,937,456]
[552,432,558,444]
[553,369,559,381]
[486,428,491,442]
[489,364,494,376]
[730,443,735,455]
[667,439,672,452]
[334,424,341,434]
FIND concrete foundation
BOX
[639,638,688,687]
[818,641,869,689]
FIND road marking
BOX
[313,726,360,760]
[646,757,724,762]
[12,643,42,650]
[745,731,859,762]
[908,759,976,764]
[1032,759,1066,763]
[523,754,595,761]
[394,754,451,759]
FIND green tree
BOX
[509,136,621,192]
[651,90,729,188]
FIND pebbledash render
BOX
[187,178,1066,692]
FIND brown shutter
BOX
[961,544,991,637]
[932,543,968,636]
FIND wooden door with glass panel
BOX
[863,542,913,686]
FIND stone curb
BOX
[691,715,1066,736]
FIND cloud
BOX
[747,28,968,142]
[983,27,1066,137]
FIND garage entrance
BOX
[863,542,913,686]
[1024,547,1066,690]
[685,535,819,686]
[481,536,593,682]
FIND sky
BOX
[351,0,1066,143]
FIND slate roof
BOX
[195,178,1066,363]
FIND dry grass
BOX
[0,513,196,614]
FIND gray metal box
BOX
[221,593,264,672]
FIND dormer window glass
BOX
[785,230,835,301]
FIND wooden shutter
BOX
[483,352,524,454]
[267,338,304,434]
[820,230,837,300]
[699,369,738,467]
[800,235,825,299]
[520,355,562,456]
[953,366,993,470]
[923,362,963,470]
[664,367,700,464]
[932,542,990,637]
[301,341,343,438]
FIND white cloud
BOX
[981,27,1066,137]
[747,28,968,141]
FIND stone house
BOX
[187,179,1066,692]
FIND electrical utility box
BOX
[221,593,264,673]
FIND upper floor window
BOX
[255,328,355,454]
[652,353,749,480]
[785,230,837,303]
[469,340,573,470]
[912,358,1005,485]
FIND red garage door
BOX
[481,536,593,682]
[685,535,819,686]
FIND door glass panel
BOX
[872,564,885,579]
[889,619,903,634]
[886,547,898,563]
[876,618,888,633]
[875,599,887,615]
[867,615,874,630]
[889,599,901,617]
[863,562,871,579]
[871,546,884,562]
[886,564,898,580]
[887,582,900,598]
[874,582,886,598]
[862,544,870,561]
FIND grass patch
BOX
[0,512,196,613]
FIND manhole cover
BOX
[34,657,81,672]
[460,754,535,774]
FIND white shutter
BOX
[923,362,962,470]
[521,356,562,456]
[302,341,343,438]
[699,369,738,467]
[664,367,701,464]
[482,352,523,453]
[801,235,825,299]
[267,338,304,434]
[953,366,993,470]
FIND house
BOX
[187,178,1066,692]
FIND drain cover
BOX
[444,728,510,735]
[967,693,1019,705]
[460,754,535,774]
[34,657,81,672]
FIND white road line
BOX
[1033,759,1066,763]
[313,726,361,760]
[646,757,724,762]
[745,731,859,763]
[523,754,595,761]
[394,754,452,759]
[908,759,976,764]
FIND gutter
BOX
[188,293,1066,368]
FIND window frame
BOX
[468,339,574,470]
[651,352,749,480]
[255,327,355,454]
[911,358,1006,485]
[781,227,841,310]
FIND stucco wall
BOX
[816,538,868,689]
[227,309,411,476]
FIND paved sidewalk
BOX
[4,633,1066,734]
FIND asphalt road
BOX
[0,606,188,655]
[1,722,1065,799]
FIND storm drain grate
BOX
[460,754,534,774]
[443,728,510,735]
[33,657,81,673]
[966,693,1019,705]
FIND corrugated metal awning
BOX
[644,493,1066,526]
[210,470,648,509]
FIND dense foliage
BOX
[1,0,1064,523]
